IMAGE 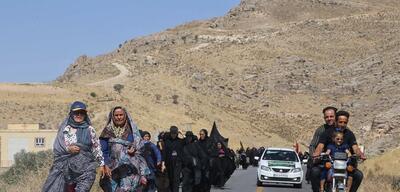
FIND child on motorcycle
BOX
[320,131,352,192]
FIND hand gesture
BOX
[68,145,80,154]
[100,165,112,179]
[160,162,166,173]
[127,147,136,156]
[359,153,367,161]
[140,176,147,185]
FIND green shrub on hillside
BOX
[0,150,53,184]
[90,92,97,97]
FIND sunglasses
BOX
[335,138,343,141]
[72,111,86,116]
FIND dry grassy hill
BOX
[2,0,400,152]
[359,147,400,192]
[57,0,400,153]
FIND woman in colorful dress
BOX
[99,106,150,192]
[42,101,104,192]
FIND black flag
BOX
[209,121,236,185]
[210,121,229,147]
[240,141,244,151]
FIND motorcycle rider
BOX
[309,107,338,156]
[313,110,366,192]
[319,131,352,192]
[307,106,337,187]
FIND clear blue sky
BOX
[0,0,240,83]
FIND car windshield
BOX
[262,150,299,162]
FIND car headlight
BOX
[291,168,302,173]
[261,165,272,171]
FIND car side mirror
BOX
[254,156,260,161]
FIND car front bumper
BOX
[258,169,303,184]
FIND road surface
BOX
[211,166,312,192]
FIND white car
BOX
[256,147,303,188]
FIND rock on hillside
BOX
[366,105,400,154]
[57,55,119,83]
[54,0,400,152]
[219,0,369,29]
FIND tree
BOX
[172,94,179,104]
[90,92,97,98]
[113,84,124,94]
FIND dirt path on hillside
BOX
[88,63,131,87]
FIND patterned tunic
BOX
[63,125,105,166]
[108,138,150,191]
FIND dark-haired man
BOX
[309,106,338,155]
[306,106,337,184]
[311,110,366,192]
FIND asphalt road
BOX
[211,166,312,192]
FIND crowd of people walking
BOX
[42,101,237,192]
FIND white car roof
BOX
[264,147,296,152]
[261,147,301,163]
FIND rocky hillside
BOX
[3,0,400,152]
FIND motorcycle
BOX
[317,152,358,192]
